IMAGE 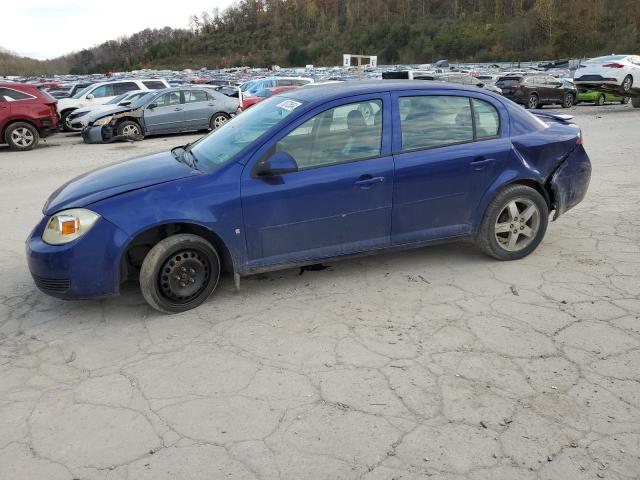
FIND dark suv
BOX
[0,83,59,151]
[496,75,577,109]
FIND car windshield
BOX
[72,85,94,99]
[189,95,304,172]
[106,93,129,105]
[129,92,156,108]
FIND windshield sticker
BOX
[276,99,302,111]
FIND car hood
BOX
[87,105,136,123]
[43,151,199,215]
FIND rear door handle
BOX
[174,107,183,111]
[354,175,385,188]
[470,157,496,170]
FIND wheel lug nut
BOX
[520,226,524,230]
[189,278,195,283]
[181,267,187,272]
[179,282,186,287]
[174,275,181,281]
[190,268,195,274]
[510,224,514,228]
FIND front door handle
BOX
[174,107,183,111]
[354,175,385,188]
[470,157,496,171]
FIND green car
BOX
[577,89,629,106]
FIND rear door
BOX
[182,90,213,130]
[143,91,184,134]
[543,76,565,103]
[391,91,511,244]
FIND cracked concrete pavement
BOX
[1,104,639,479]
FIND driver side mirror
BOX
[147,103,157,110]
[119,100,132,106]
[255,151,298,177]
[86,94,94,100]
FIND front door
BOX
[241,95,394,269]
[391,92,510,244]
[144,91,184,134]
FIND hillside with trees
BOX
[3,0,640,75]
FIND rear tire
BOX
[596,94,605,106]
[139,234,221,314]
[475,184,549,261]
[210,112,230,130]
[631,97,640,108]
[621,97,630,104]
[5,122,39,151]
[621,75,633,93]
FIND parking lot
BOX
[1,103,639,479]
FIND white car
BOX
[573,54,640,95]
[65,90,154,131]
[57,78,169,131]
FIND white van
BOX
[56,78,169,131]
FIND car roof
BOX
[284,80,493,103]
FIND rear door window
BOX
[113,82,138,95]
[185,90,208,103]
[472,99,500,139]
[399,96,473,151]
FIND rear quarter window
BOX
[0,87,35,101]
[143,81,168,89]
[472,99,500,138]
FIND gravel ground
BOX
[1,104,639,480]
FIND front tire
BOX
[621,75,633,93]
[632,97,640,108]
[476,185,549,261]
[140,234,221,314]
[60,110,75,132]
[5,122,39,151]
[116,120,143,138]
[561,93,574,108]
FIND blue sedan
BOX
[26,81,591,313]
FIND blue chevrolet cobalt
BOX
[27,81,591,313]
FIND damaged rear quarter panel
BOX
[549,144,592,219]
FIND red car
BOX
[0,83,59,151]
[241,86,300,110]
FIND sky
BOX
[1,1,235,60]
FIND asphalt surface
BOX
[1,103,639,480]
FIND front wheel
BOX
[475,185,549,261]
[210,112,230,130]
[632,97,640,108]
[5,122,39,151]
[621,75,633,93]
[116,120,143,138]
[140,234,220,313]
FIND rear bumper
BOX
[549,144,592,220]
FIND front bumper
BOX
[82,125,107,144]
[549,144,592,220]
[26,215,129,299]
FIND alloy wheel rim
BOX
[11,127,34,147]
[213,115,228,129]
[623,77,632,91]
[494,198,540,252]
[122,124,140,136]
[529,96,537,108]
[159,249,211,304]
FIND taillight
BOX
[577,130,583,145]
[603,63,624,68]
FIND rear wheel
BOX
[596,94,606,106]
[562,93,574,108]
[139,234,221,314]
[621,75,633,93]
[5,122,39,151]
[526,94,539,109]
[210,112,230,130]
[476,184,549,261]
[632,97,640,108]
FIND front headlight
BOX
[42,209,101,245]
[93,116,113,126]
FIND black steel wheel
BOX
[140,234,220,313]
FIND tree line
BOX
[2,0,640,76]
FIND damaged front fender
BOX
[549,144,592,220]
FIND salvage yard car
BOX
[82,86,238,143]
[66,90,154,131]
[576,89,629,106]
[496,74,577,108]
[26,81,591,313]
[1,82,59,151]
[574,54,640,95]
[57,78,170,131]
